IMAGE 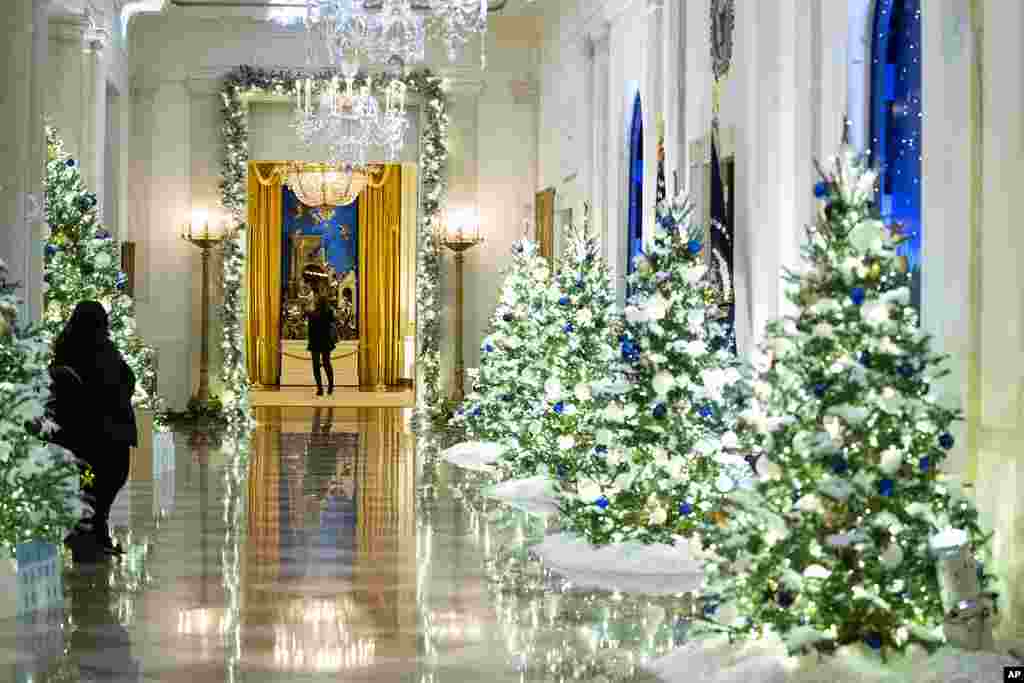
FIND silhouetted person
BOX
[305,286,336,396]
[51,301,137,556]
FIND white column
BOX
[641,0,663,244]
[976,0,1024,641]
[81,24,108,205]
[662,0,685,194]
[26,0,49,323]
[48,18,89,163]
[137,79,191,411]
[0,0,34,323]
[589,26,611,269]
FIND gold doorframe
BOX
[246,161,415,387]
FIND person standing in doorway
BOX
[51,300,138,557]
[306,283,337,396]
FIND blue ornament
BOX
[558,296,571,306]
[678,502,693,516]
[864,633,882,651]
[938,432,955,450]
[115,273,126,290]
[65,159,76,168]
[698,405,713,418]
[620,339,640,363]
[919,456,931,472]
[44,244,58,257]
[575,279,584,291]
[850,287,866,306]
[813,383,828,398]
[898,363,915,378]
[776,591,795,608]
[702,602,718,618]
[860,350,872,367]
[596,496,610,509]
[687,239,702,255]
[831,456,849,475]
[595,445,608,455]
[659,214,674,231]
[96,230,110,240]
[553,401,564,415]
[564,323,574,333]
[484,343,494,353]
[653,403,668,419]
[879,478,895,497]
[502,312,515,323]
[501,394,512,402]
[556,464,568,479]
[471,406,482,417]
[813,181,829,198]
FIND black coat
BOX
[52,339,138,448]
[306,304,337,352]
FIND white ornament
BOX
[557,434,576,450]
[652,370,675,397]
[649,506,668,525]
[544,378,563,401]
[880,543,904,569]
[573,383,592,402]
[879,446,904,475]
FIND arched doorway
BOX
[870,0,922,309]
[627,92,644,280]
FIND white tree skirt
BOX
[440,441,504,472]
[484,476,560,516]
[533,533,704,595]
[648,633,1020,683]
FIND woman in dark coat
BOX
[52,300,138,555]
[306,286,337,396]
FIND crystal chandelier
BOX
[427,0,489,67]
[292,61,410,168]
[270,0,491,70]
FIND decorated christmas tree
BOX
[696,146,993,657]
[0,259,89,554]
[556,195,748,547]
[451,238,556,457]
[505,214,622,480]
[42,126,164,417]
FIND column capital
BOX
[84,23,110,53]
[50,16,89,43]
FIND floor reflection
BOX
[5,407,684,681]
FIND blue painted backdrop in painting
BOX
[627,92,644,280]
[870,0,922,309]
[282,185,359,289]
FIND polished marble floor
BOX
[2,407,691,682]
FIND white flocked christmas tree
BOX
[42,126,164,417]
[0,260,88,555]
[452,238,556,461]
[695,145,994,659]
[555,194,749,548]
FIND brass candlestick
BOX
[182,218,226,403]
[436,219,484,403]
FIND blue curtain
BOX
[627,93,644,279]
[870,0,922,310]
[282,185,359,312]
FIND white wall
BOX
[127,11,540,408]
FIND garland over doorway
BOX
[216,65,450,425]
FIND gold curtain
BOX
[535,187,556,262]
[357,165,403,386]
[247,162,284,386]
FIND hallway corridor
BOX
[3,408,686,682]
